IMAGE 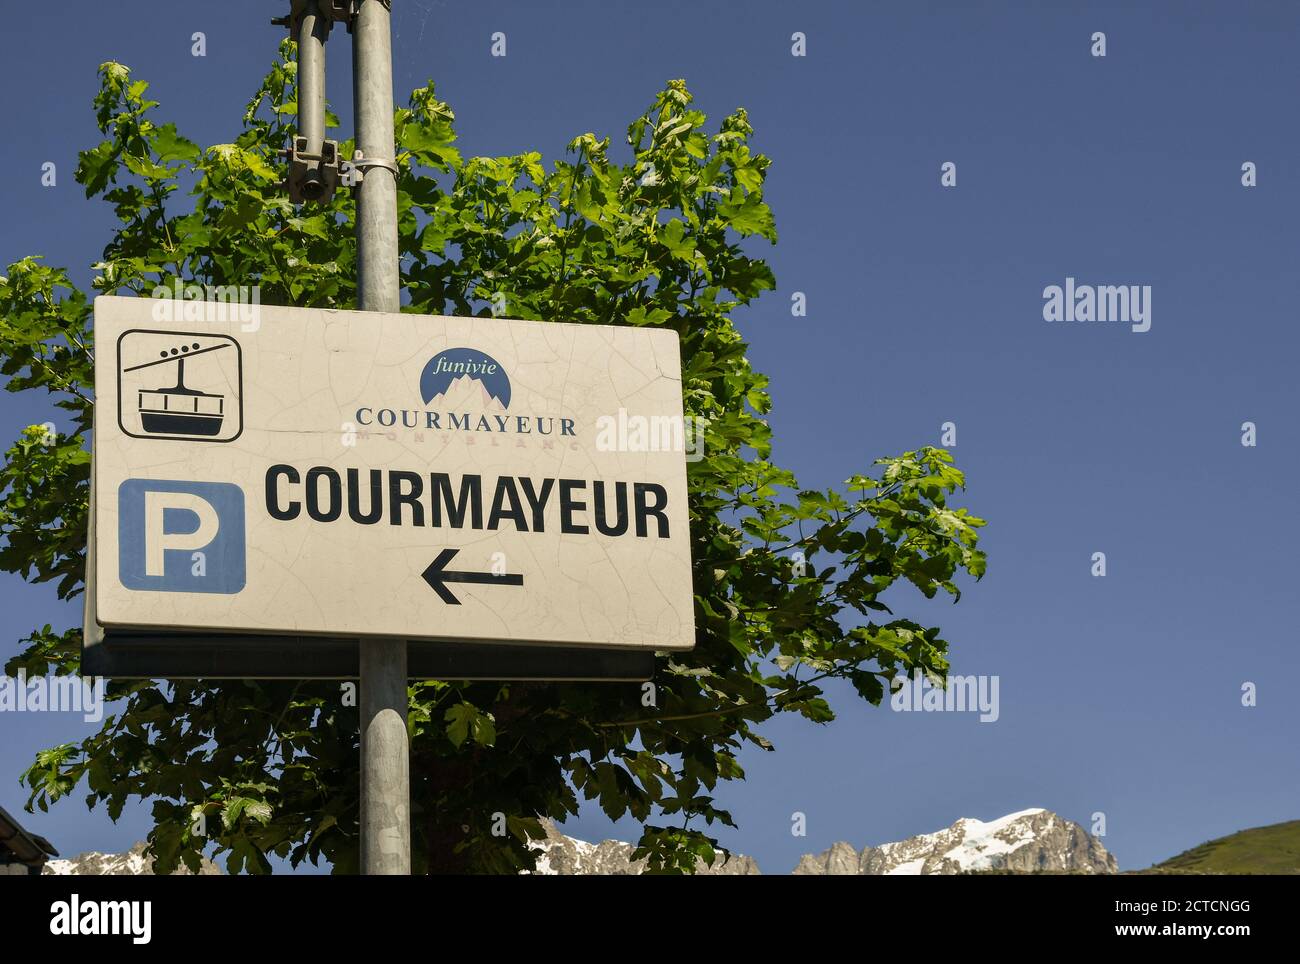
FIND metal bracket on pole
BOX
[282,138,342,203]
[273,0,351,33]
[341,150,399,189]
[274,1,389,32]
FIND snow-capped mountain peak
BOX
[794,808,1116,875]
[43,842,222,875]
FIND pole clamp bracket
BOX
[273,1,388,33]
[342,151,400,188]
[281,137,342,204]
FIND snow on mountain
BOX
[527,819,760,875]
[529,808,1114,875]
[43,842,222,876]
[793,808,1117,875]
[38,810,1116,875]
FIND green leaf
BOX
[444,703,495,747]
[659,218,696,260]
[151,123,201,164]
[717,191,776,240]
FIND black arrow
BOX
[421,548,524,605]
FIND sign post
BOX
[82,0,695,876]
[352,0,409,877]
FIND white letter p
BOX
[144,492,220,576]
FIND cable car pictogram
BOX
[124,339,233,437]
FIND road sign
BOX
[85,295,695,668]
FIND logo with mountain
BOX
[420,348,511,410]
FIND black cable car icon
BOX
[125,339,233,437]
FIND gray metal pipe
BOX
[297,1,328,155]
[353,0,401,313]
[360,638,410,875]
[353,0,410,877]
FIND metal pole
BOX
[359,637,409,875]
[353,0,401,311]
[297,2,327,156]
[353,0,410,875]
[295,1,327,201]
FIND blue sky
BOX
[2,0,1297,873]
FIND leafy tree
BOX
[1,43,985,874]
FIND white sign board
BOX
[90,295,694,652]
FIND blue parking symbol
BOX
[118,480,246,594]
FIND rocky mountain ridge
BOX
[37,808,1116,875]
[792,807,1117,875]
[528,818,761,875]
[531,808,1117,875]
[43,841,222,876]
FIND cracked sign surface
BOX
[92,296,695,651]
